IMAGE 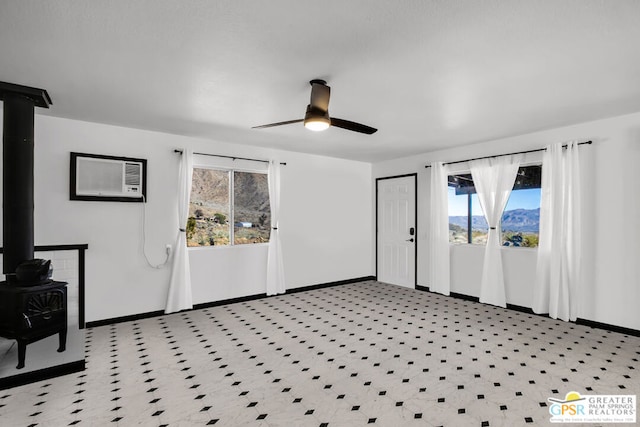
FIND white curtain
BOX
[266,160,285,295]
[470,155,521,307]
[532,141,581,321]
[165,149,194,314]
[429,162,450,295]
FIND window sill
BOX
[501,245,538,252]
[448,243,538,251]
[188,242,270,250]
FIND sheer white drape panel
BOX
[429,162,450,295]
[165,148,194,314]
[266,161,285,296]
[470,155,521,308]
[533,142,582,321]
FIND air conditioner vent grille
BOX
[77,158,122,193]
[125,163,141,186]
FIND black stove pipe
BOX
[3,94,35,276]
[0,82,52,279]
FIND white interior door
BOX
[377,175,416,288]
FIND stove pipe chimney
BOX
[0,82,52,279]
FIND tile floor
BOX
[0,280,638,426]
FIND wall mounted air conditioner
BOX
[70,152,147,202]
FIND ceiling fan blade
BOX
[330,117,378,135]
[309,80,330,113]
[252,119,304,129]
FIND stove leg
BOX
[58,328,67,352]
[17,340,25,369]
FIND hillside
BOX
[190,169,270,220]
[188,169,271,246]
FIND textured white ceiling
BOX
[2,0,640,162]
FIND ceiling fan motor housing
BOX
[304,104,329,121]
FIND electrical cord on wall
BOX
[141,194,171,269]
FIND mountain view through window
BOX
[448,166,541,247]
[187,168,270,247]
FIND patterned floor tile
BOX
[0,280,638,426]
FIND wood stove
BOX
[0,280,67,369]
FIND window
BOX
[233,171,271,245]
[448,186,485,244]
[187,168,270,247]
[447,165,541,247]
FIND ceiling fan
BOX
[252,79,377,135]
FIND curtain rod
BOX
[174,149,286,165]
[424,140,592,168]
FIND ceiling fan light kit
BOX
[304,105,330,131]
[253,79,377,135]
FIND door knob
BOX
[406,238,414,242]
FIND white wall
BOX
[0,113,373,322]
[373,111,640,331]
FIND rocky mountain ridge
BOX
[449,208,540,232]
